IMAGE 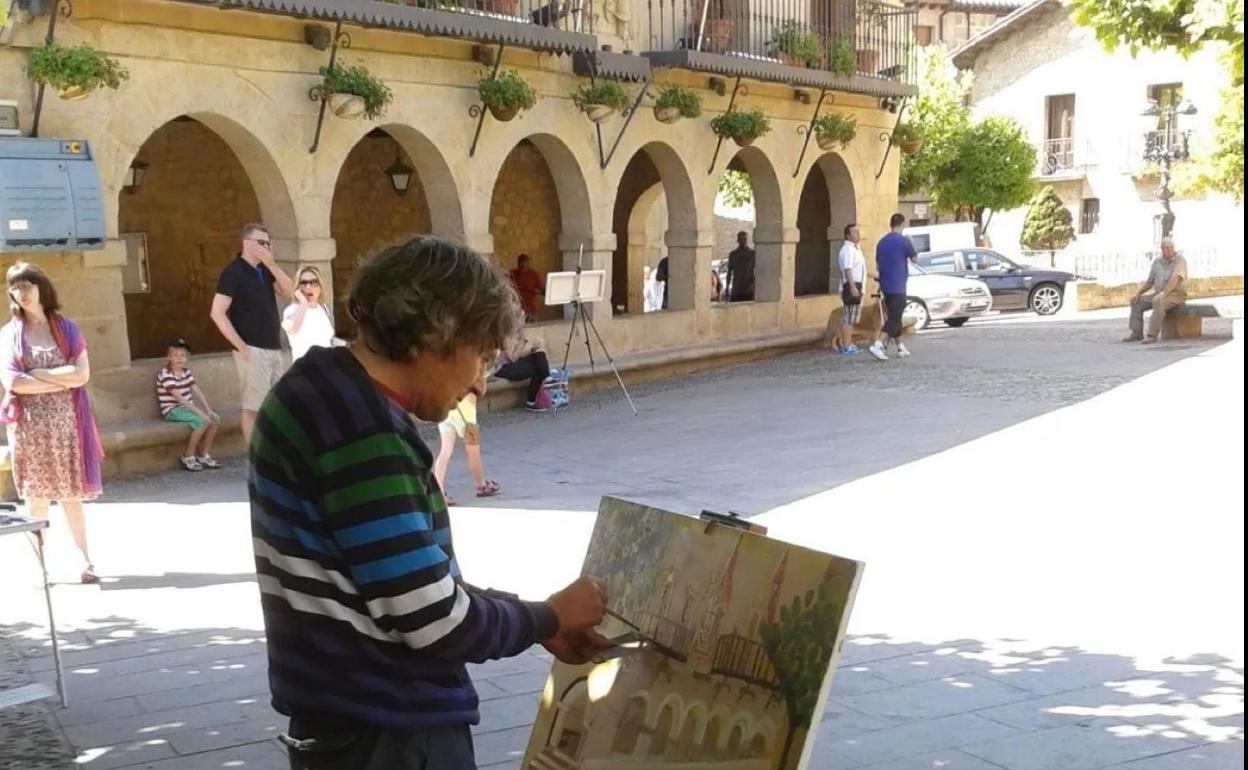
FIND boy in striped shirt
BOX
[250,237,609,769]
[156,338,221,471]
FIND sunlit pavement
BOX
[1,308,1242,769]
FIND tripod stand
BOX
[557,249,638,416]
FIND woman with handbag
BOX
[1,262,104,584]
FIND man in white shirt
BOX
[836,223,867,354]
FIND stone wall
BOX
[330,135,432,333]
[1075,276,1245,311]
[119,119,262,359]
[489,140,563,323]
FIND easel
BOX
[552,245,638,416]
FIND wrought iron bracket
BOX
[307,21,351,154]
[598,78,651,169]
[467,43,509,158]
[29,0,73,139]
[707,77,747,175]
[792,87,829,178]
[874,96,910,180]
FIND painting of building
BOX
[522,498,864,770]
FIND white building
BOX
[944,0,1243,272]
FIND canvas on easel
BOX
[521,497,864,770]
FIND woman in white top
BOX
[282,266,335,361]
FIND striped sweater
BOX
[249,346,558,728]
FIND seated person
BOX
[495,321,552,411]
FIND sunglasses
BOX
[249,238,272,249]
[299,279,321,287]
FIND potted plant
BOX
[481,0,521,15]
[691,0,733,53]
[890,122,923,155]
[770,22,822,67]
[315,62,393,119]
[25,42,128,101]
[479,69,537,121]
[827,37,856,78]
[652,84,701,124]
[813,112,857,151]
[572,81,630,123]
[710,108,770,147]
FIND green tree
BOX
[1020,187,1076,258]
[757,575,851,770]
[931,117,1036,232]
[717,169,753,208]
[899,47,973,196]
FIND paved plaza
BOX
[1,308,1243,770]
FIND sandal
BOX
[445,494,458,507]
[81,565,99,585]
[476,480,501,498]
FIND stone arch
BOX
[611,693,651,756]
[487,134,594,322]
[649,698,680,757]
[674,701,708,760]
[796,151,858,296]
[701,708,729,760]
[328,125,462,332]
[117,113,296,358]
[610,141,700,314]
[717,146,785,304]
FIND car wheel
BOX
[1029,283,1064,315]
[904,298,930,330]
[945,317,969,327]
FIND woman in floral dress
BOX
[1,262,104,583]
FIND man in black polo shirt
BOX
[210,222,294,443]
[725,231,756,302]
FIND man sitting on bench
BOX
[1125,236,1188,344]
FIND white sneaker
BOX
[180,456,203,472]
[897,343,911,358]
[868,341,889,361]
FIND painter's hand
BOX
[547,575,606,637]
[543,629,614,665]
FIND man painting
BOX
[509,254,544,323]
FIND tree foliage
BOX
[717,169,754,208]
[1020,187,1076,252]
[899,48,973,196]
[931,117,1036,230]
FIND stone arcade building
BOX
[0,0,915,484]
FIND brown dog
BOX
[823,297,914,348]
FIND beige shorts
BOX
[233,346,287,412]
[439,398,480,445]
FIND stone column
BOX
[664,228,715,333]
[559,232,617,326]
[752,225,799,305]
[828,226,846,294]
[75,241,130,370]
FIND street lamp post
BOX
[1140,98,1197,238]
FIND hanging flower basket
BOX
[328,93,367,118]
[26,43,128,101]
[890,123,924,156]
[572,81,630,124]
[900,138,924,155]
[489,103,520,122]
[654,106,682,124]
[710,108,771,148]
[584,104,616,123]
[479,70,538,122]
[812,112,857,152]
[58,84,95,101]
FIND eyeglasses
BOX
[248,238,271,249]
[8,281,34,293]
[298,279,321,287]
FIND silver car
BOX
[903,262,993,329]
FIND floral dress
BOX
[11,344,93,501]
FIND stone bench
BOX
[1162,303,1243,339]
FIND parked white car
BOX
[902,262,993,329]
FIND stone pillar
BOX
[627,227,648,314]
[559,232,617,326]
[753,226,799,305]
[461,232,496,259]
[828,226,846,293]
[76,241,130,370]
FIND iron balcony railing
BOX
[1038,137,1094,177]
[643,0,915,83]
[376,0,591,35]
[711,633,778,687]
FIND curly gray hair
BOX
[348,236,521,361]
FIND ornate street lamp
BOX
[1140,97,1197,238]
[123,159,148,194]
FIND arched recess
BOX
[488,134,595,323]
[329,125,463,334]
[118,113,296,359]
[610,142,699,314]
[796,152,857,296]
[714,147,784,304]
[611,694,651,755]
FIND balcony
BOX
[712,633,779,688]
[640,0,917,96]
[212,0,597,54]
[1036,137,1094,179]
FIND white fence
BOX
[1016,248,1244,285]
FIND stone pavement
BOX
[0,308,1242,770]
